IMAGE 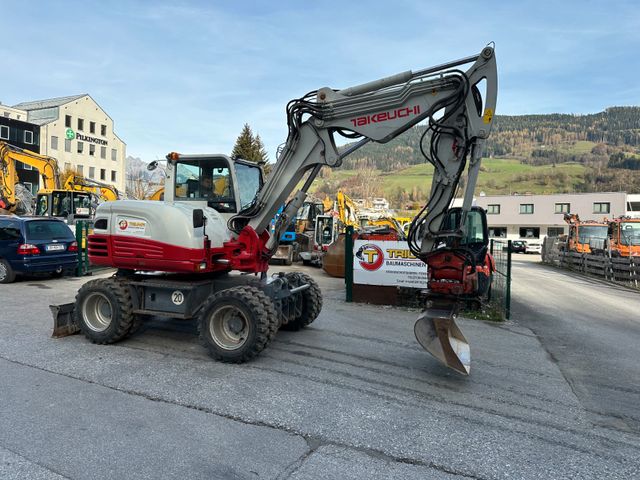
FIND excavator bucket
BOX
[50,303,79,338]
[414,305,470,375]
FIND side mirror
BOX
[147,160,159,171]
[193,209,205,229]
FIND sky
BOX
[2,0,639,162]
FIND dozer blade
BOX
[414,304,470,375]
[50,303,79,338]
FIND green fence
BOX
[489,239,512,319]
[74,220,108,277]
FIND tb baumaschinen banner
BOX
[353,240,428,288]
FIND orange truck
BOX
[606,217,640,257]
[563,213,609,254]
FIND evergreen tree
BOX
[231,124,268,163]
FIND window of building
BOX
[77,118,84,131]
[548,227,564,237]
[89,144,96,156]
[100,146,106,159]
[519,204,534,214]
[89,167,95,179]
[101,124,107,136]
[64,162,71,171]
[593,202,610,214]
[519,227,540,239]
[100,169,106,180]
[65,139,72,152]
[0,125,8,140]
[24,130,34,144]
[21,162,33,170]
[23,182,34,195]
[51,136,58,150]
[77,165,83,175]
[111,170,117,182]
[489,227,507,238]
[487,204,500,215]
[90,121,96,134]
[111,148,117,161]
[555,203,570,214]
[2,112,9,118]
[77,141,84,154]
[65,115,72,127]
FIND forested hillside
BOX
[318,107,640,206]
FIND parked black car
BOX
[505,240,527,253]
[0,216,78,283]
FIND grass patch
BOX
[462,302,505,322]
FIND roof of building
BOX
[12,94,88,111]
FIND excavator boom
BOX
[0,141,61,212]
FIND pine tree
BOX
[231,124,269,163]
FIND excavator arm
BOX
[230,46,497,258]
[63,175,120,202]
[0,141,61,211]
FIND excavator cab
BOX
[35,190,93,220]
[170,156,263,215]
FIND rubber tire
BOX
[281,272,322,331]
[111,276,145,337]
[197,286,277,363]
[0,259,16,284]
[74,278,135,344]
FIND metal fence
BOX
[542,237,640,288]
[489,239,512,320]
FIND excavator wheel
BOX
[74,278,135,344]
[197,286,277,363]
[281,272,322,331]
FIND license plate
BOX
[46,244,65,252]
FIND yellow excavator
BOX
[60,174,119,202]
[0,141,113,220]
[1,141,61,214]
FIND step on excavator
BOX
[52,46,498,375]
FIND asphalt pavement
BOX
[0,263,639,479]
[511,254,640,433]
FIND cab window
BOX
[235,162,262,210]
[36,195,49,216]
[175,159,236,213]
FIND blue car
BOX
[0,216,78,283]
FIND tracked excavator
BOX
[53,46,497,374]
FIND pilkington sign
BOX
[65,128,108,145]
[76,133,108,145]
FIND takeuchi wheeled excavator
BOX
[53,46,498,375]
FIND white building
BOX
[1,104,29,121]
[11,94,126,192]
[454,192,638,241]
